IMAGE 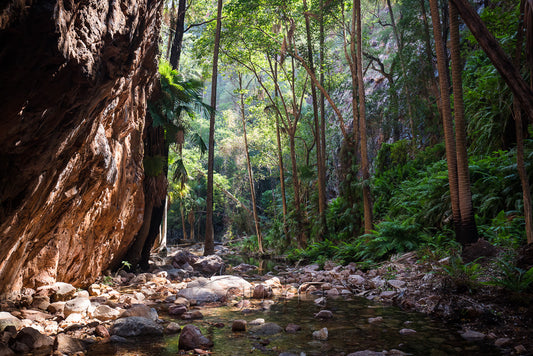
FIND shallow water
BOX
[87,294,500,355]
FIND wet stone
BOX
[399,328,417,335]
[231,320,247,332]
[110,317,163,337]
[368,317,383,324]
[460,329,485,341]
[314,310,333,319]
[178,324,213,350]
[285,323,301,333]
[165,322,181,334]
[312,327,328,340]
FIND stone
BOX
[119,304,158,321]
[0,313,21,332]
[231,320,247,332]
[460,330,485,341]
[110,317,163,337]
[387,280,406,289]
[47,302,66,314]
[31,295,50,311]
[178,275,252,302]
[20,310,51,321]
[249,318,265,326]
[368,317,383,324]
[51,283,77,302]
[494,338,511,347]
[0,343,14,356]
[380,291,397,299]
[285,323,301,333]
[314,310,333,319]
[64,297,91,317]
[174,297,190,308]
[88,284,101,297]
[14,327,54,350]
[193,255,226,275]
[264,277,282,288]
[54,334,87,354]
[109,335,132,343]
[165,322,181,334]
[169,304,187,316]
[399,328,417,335]
[91,305,120,321]
[253,322,283,336]
[347,351,386,356]
[514,345,527,354]
[172,250,199,268]
[327,288,340,297]
[260,300,275,310]
[1,326,17,343]
[312,327,328,340]
[95,325,110,338]
[252,284,271,299]
[181,310,203,320]
[178,324,213,350]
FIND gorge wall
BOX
[0,0,163,296]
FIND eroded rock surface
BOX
[0,0,163,295]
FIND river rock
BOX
[165,322,181,334]
[387,280,406,289]
[64,297,91,317]
[368,317,383,324]
[193,255,225,275]
[232,320,247,332]
[347,351,386,356]
[119,304,157,321]
[54,333,87,354]
[50,283,77,302]
[253,322,283,336]
[168,304,187,316]
[178,275,252,302]
[95,325,110,338]
[460,329,485,341]
[253,284,271,299]
[312,327,328,340]
[20,310,51,321]
[0,343,14,356]
[0,313,21,332]
[494,338,511,347]
[91,305,120,321]
[174,297,190,308]
[13,327,54,351]
[249,318,265,326]
[348,275,367,286]
[178,324,213,350]
[314,310,333,319]
[110,317,163,337]
[285,323,301,333]
[399,328,417,335]
[47,302,65,314]
[31,295,50,311]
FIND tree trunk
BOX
[289,130,306,249]
[355,0,372,234]
[303,0,326,240]
[450,0,533,121]
[180,201,188,241]
[449,2,478,244]
[513,1,533,244]
[204,0,223,256]
[239,73,264,253]
[169,0,186,69]
[429,0,462,238]
[319,0,328,234]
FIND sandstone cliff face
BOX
[0,0,162,295]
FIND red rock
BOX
[178,325,213,350]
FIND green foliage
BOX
[478,211,526,248]
[440,256,482,293]
[485,258,533,293]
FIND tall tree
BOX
[169,0,187,69]
[449,1,478,243]
[238,72,264,253]
[204,0,223,256]
[429,0,462,240]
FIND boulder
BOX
[253,322,283,336]
[31,295,50,311]
[312,327,328,340]
[231,320,247,332]
[54,333,87,354]
[387,280,406,289]
[252,284,271,299]
[399,328,417,335]
[0,313,21,332]
[47,302,66,314]
[64,297,91,317]
[314,310,333,319]
[460,329,485,341]
[91,305,120,321]
[347,351,386,356]
[192,255,225,275]
[13,327,53,350]
[0,343,14,356]
[95,325,110,338]
[110,317,163,337]
[50,283,77,302]
[285,323,301,333]
[168,304,187,316]
[178,324,213,350]
[178,275,252,303]
[119,304,158,321]
[165,322,181,334]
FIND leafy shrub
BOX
[485,258,533,293]
[440,256,482,293]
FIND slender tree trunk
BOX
[169,0,186,69]
[429,0,462,237]
[450,0,533,121]
[204,0,223,256]
[188,210,195,241]
[449,2,478,244]
[303,0,326,240]
[319,0,328,232]
[289,130,306,249]
[513,1,533,244]
[238,73,264,253]
[355,0,372,234]
[180,202,188,241]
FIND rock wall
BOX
[0,0,163,296]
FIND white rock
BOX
[312,327,328,340]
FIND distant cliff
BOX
[0,0,162,296]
